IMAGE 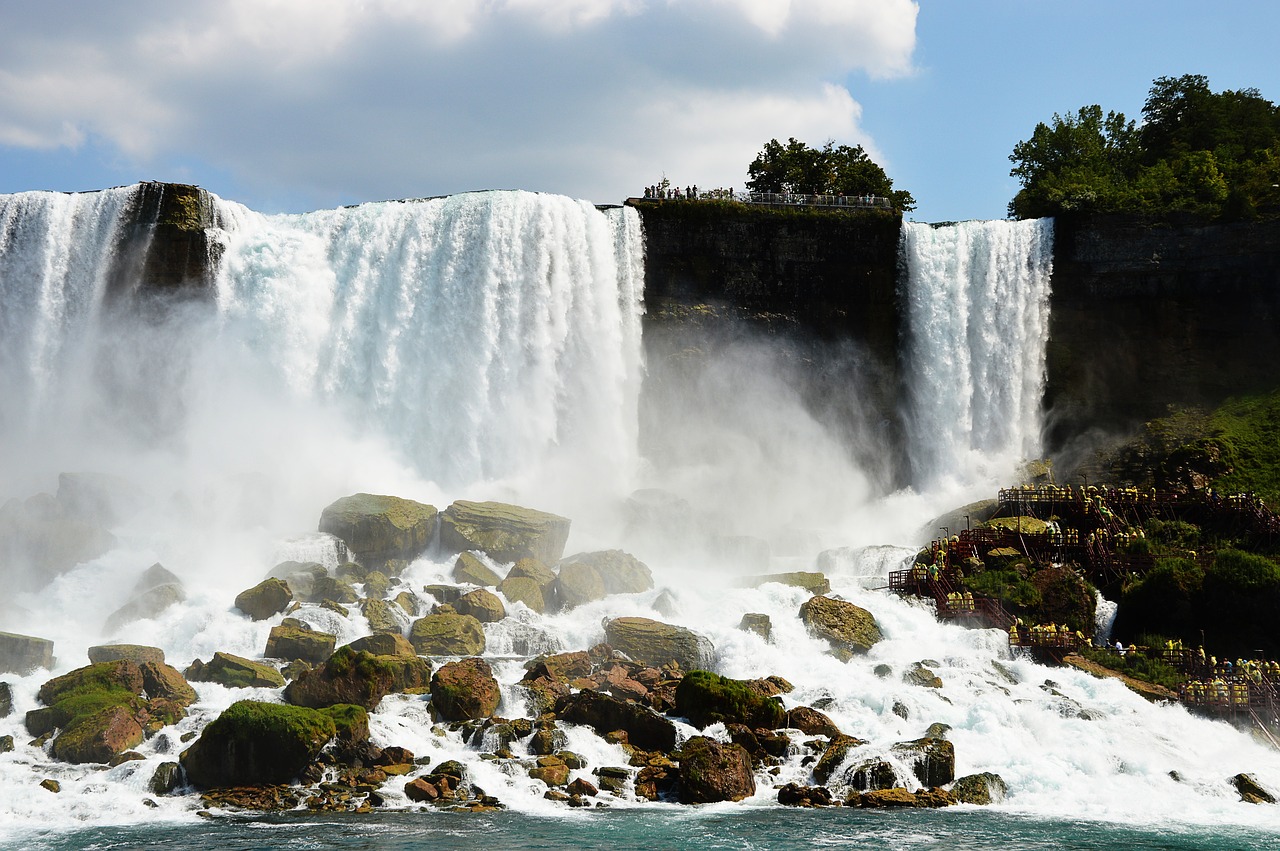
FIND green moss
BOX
[674,670,785,730]
[321,703,369,740]
[211,699,336,744]
[965,569,1043,611]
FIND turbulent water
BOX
[1,187,1279,847]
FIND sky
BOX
[2,0,1280,223]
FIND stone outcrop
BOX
[184,651,285,689]
[439,500,571,564]
[87,644,165,666]
[951,772,1008,805]
[0,491,116,594]
[552,559,607,610]
[103,563,186,633]
[603,617,714,672]
[267,561,329,601]
[409,613,486,656]
[344,633,416,657]
[318,493,438,570]
[674,670,785,730]
[0,631,54,674]
[558,550,653,595]
[891,736,956,788]
[453,588,507,623]
[430,658,501,721]
[799,595,882,659]
[235,578,294,620]
[555,689,677,752]
[452,552,502,587]
[284,646,431,710]
[265,623,337,665]
[677,737,755,804]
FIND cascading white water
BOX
[900,219,1054,489]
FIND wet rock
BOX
[677,737,755,803]
[498,576,547,613]
[318,493,438,570]
[555,689,677,752]
[405,777,442,802]
[234,578,294,620]
[180,700,341,788]
[524,650,594,684]
[603,616,714,672]
[360,598,404,634]
[634,763,677,800]
[149,761,183,795]
[950,772,1008,805]
[652,589,678,617]
[362,570,391,601]
[904,662,943,689]
[310,575,359,606]
[552,560,606,610]
[798,595,882,659]
[452,552,503,587]
[454,588,506,623]
[739,613,772,639]
[267,561,329,601]
[439,500,571,566]
[0,681,10,717]
[674,670,785,730]
[777,782,833,807]
[507,557,557,586]
[594,765,630,795]
[812,735,867,785]
[104,576,186,634]
[559,550,653,595]
[284,646,431,710]
[847,787,918,808]
[744,675,793,697]
[266,624,337,665]
[891,736,955,788]
[344,633,417,657]
[139,661,197,707]
[741,572,831,595]
[87,644,165,666]
[0,632,54,674]
[873,664,893,678]
[40,778,60,793]
[184,651,286,689]
[0,735,13,753]
[1231,772,1277,804]
[392,591,420,617]
[430,658,501,721]
[409,613,486,656]
[785,706,843,737]
[529,755,570,787]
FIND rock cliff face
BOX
[106,182,222,303]
[1045,213,1280,453]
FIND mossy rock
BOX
[799,596,882,659]
[739,613,772,639]
[265,624,336,665]
[361,597,404,635]
[87,644,165,666]
[180,700,337,788]
[454,588,507,623]
[552,560,606,610]
[813,735,866,785]
[409,613,486,656]
[950,772,1007,805]
[558,550,653,595]
[675,670,786,730]
[103,583,185,633]
[0,631,54,675]
[362,571,392,600]
[184,652,285,689]
[603,616,714,672]
[430,658,501,721]
[318,493,438,570]
[284,646,431,710]
[310,575,359,605]
[267,561,329,601]
[983,516,1050,536]
[677,737,755,804]
[498,576,547,613]
[234,578,293,620]
[452,552,502,587]
[741,572,831,595]
[440,500,571,564]
[507,557,556,587]
[343,633,417,657]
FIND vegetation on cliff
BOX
[1009,74,1280,219]
[746,138,916,211]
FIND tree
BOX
[1007,105,1138,218]
[746,138,916,211]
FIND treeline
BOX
[1009,74,1280,219]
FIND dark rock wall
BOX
[105,182,221,305]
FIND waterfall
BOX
[0,187,645,500]
[900,219,1054,488]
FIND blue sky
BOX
[2,1,1279,222]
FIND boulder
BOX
[1232,772,1277,804]
[179,699,342,788]
[362,570,391,600]
[739,613,772,639]
[799,596,882,659]
[950,772,1007,805]
[552,560,606,610]
[778,782,834,807]
[430,658,501,721]
[558,550,653,595]
[360,598,404,634]
[507,557,556,587]
[452,552,503,587]
[87,644,165,666]
[813,735,868,785]
[234,578,293,620]
[267,561,329,601]
[848,787,924,808]
[132,563,182,594]
[309,575,359,605]
[891,736,955,788]
[0,681,11,717]
[392,591,420,616]
[784,706,843,737]
[344,633,417,657]
[439,500,571,564]
[603,617,714,672]
[555,689,677,752]
[529,755,570,787]
[317,493,438,570]
[104,581,185,633]
[409,613,486,656]
[904,662,943,689]
[149,761,183,796]
[0,491,116,592]
[498,576,547,613]
[523,650,594,683]
[184,651,285,689]
[139,661,197,707]
[674,670,785,730]
[0,631,54,674]
[284,646,431,710]
[741,572,831,595]
[677,737,755,804]
[50,704,144,764]
[0,735,12,753]
[454,588,507,623]
[56,472,144,526]
[265,624,337,665]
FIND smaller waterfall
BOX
[900,219,1054,488]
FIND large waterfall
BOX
[900,219,1054,488]
[2,189,1279,846]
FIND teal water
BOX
[7,809,1274,851]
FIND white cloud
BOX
[0,0,919,208]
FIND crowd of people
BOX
[1009,620,1086,649]
[638,185,889,208]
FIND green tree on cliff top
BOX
[747,138,916,211]
[1009,74,1280,219]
